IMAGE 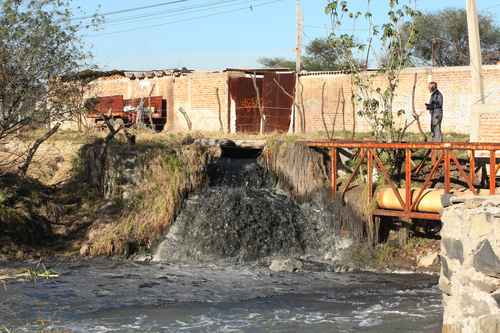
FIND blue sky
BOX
[73,0,500,70]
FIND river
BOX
[0,259,442,333]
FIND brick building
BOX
[84,65,500,137]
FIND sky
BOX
[72,0,500,71]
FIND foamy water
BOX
[0,260,442,333]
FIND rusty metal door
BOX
[230,77,263,133]
[262,73,295,133]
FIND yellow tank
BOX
[375,187,495,214]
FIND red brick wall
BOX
[171,72,229,132]
[85,65,500,136]
[298,65,500,136]
[478,111,500,142]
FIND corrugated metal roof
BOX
[225,68,294,74]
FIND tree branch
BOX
[320,82,331,139]
[411,72,428,141]
[18,122,61,176]
[251,73,264,134]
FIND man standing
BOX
[426,82,443,142]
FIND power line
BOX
[74,0,191,21]
[88,0,284,37]
[103,0,249,27]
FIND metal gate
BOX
[229,72,295,133]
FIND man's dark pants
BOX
[431,111,443,142]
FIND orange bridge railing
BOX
[305,140,500,222]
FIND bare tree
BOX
[320,82,330,139]
[215,87,224,132]
[272,78,306,133]
[178,107,193,131]
[250,73,265,135]
[411,73,428,141]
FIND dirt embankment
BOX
[0,133,220,260]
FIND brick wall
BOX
[88,74,174,100]
[478,112,500,141]
[85,65,500,136]
[298,65,500,136]
[171,72,229,132]
[86,72,229,132]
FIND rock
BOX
[479,314,500,333]
[473,240,500,278]
[439,275,452,295]
[469,214,494,240]
[96,201,120,215]
[464,198,485,209]
[468,275,500,294]
[80,244,90,256]
[442,238,464,263]
[181,134,195,145]
[441,256,452,279]
[493,292,500,307]
[417,252,439,268]
[133,254,153,262]
[269,258,304,273]
[442,323,462,333]
[459,293,492,317]
[193,138,235,147]
[122,191,131,200]
[441,198,500,332]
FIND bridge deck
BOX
[305,140,500,222]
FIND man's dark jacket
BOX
[427,89,443,115]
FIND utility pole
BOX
[295,0,302,74]
[294,0,303,133]
[431,38,437,67]
[466,0,485,104]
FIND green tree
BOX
[257,57,295,70]
[325,0,421,143]
[258,37,353,71]
[410,9,500,66]
[0,0,99,175]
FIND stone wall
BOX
[440,197,500,333]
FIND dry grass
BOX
[0,128,470,185]
[260,140,329,201]
[86,140,219,256]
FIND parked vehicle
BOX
[86,95,167,131]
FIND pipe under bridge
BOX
[305,140,500,222]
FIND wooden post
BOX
[444,150,451,194]
[490,150,496,195]
[470,149,476,189]
[405,149,412,213]
[367,149,373,208]
[227,78,232,133]
[331,148,337,197]
[294,0,303,133]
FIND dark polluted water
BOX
[0,259,442,333]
